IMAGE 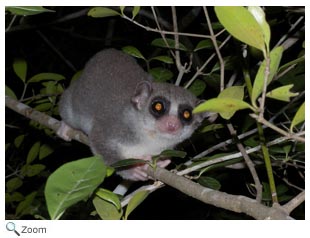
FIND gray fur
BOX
[59,49,205,180]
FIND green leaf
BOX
[5,85,17,99]
[214,6,266,53]
[56,84,64,95]
[132,6,140,19]
[28,73,65,83]
[44,81,58,95]
[198,176,221,190]
[122,46,145,60]
[159,150,187,158]
[262,182,272,201]
[200,86,246,119]
[21,164,46,177]
[248,6,271,52]
[283,145,292,158]
[199,123,224,133]
[45,156,106,219]
[276,184,289,196]
[26,141,41,164]
[193,98,253,120]
[278,55,305,75]
[106,166,115,177]
[194,39,217,51]
[34,102,52,112]
[6,192,24,203]
[13,58,27,83]
[95,188,121,210]
[150,56,174,64]
[5,143,10,151]
[88,7,120,18]
[151,38,187,51]
[6,177,23,192]
[269,146,289,154]
[16,192,37,217]
[149,67,173,82]
[39,144,54,160]
[251,46,284,106]
[125,190,150,219]
[218,86,244,100]
[6,6,54,16]
[278,61,304,92]
[278,194,293,203]
[120,6,125,15]
[111,159,147,169]
[70,70,83,84]
[196,156,243,176]
[14,134,25,148]
[93,196,122,220]
[266,84,298,102]
[217,86,245,119]
[290,102,305,132]
[211,56,237,73]
[188,80,206,96]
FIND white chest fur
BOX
[118,132,176,159]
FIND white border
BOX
[1,2,308,238]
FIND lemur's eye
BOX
[182,109,192,121]
[150,97,168,118]
[154,102,164,112]
[179,105,193,124]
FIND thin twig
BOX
[171,6,183,86]
[5,14,17,32]
[172,6,181,68]
[150,7,175,58]
[227,123,262,202]
[258,57,270,118]
[187,126,260,163]
[6,8,90,33]
[184,35,231,89]
[275,16,304,48]
[121,13,212,40]
[275,174,304,191]
[203,7,225,91]
[21,93,61,103]
[36,30,77,72]
[170,7,190,86]
[274,63,297,80]
[270,91,305,123]
[179,132,304,176]
[250,113,305,143]
[121,181,165,207]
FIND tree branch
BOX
[5,96,296,219]
[147,166,292,220]
[5,96,88,145]
[282,190,305,214]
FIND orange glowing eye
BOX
[149,97,170,118]
[155,102,163,112]
[183,110,191,119]
[150,98,167,118]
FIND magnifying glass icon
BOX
[6,222,20,236]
